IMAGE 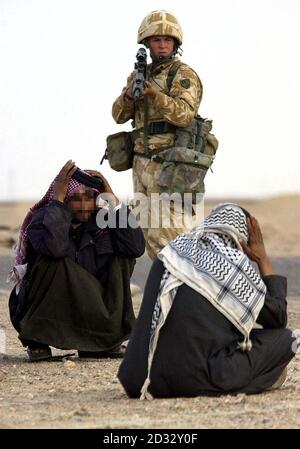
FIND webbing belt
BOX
[136,121,177,136]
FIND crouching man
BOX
[8,161,145,361]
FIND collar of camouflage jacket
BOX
[149,56,179,75]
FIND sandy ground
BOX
[0,196,299,428]
[0,290,299,429]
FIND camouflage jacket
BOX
[112,58,203,154]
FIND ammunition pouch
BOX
[103,129,140,172]
[157,147,214,203]
[157,116,219,203]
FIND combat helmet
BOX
[137,10,183,46]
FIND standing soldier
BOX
[112,10,205,260]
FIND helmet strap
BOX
[176,46,183,57]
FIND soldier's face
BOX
[148,36,175,59]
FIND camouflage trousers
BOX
[132,155,197,260]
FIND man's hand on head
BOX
[239,215,273,277]
[84,170,120,207]
[53,160,77,203]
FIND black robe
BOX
[118,258,295,397]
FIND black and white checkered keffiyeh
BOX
[140,203,267,400]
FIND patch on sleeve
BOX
[180,79,190,89]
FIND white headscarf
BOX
[140,203,267,400]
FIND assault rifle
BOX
[132,47,147,100]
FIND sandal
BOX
[27,346,52,362]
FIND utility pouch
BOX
[157,116,219,202]
[194,117,219,156]
[103,130,138,172]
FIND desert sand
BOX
[0,196,299,428]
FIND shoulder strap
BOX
[167,61,202,95]
[167,61,184,93]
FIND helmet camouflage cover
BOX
[137,10,183,46]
